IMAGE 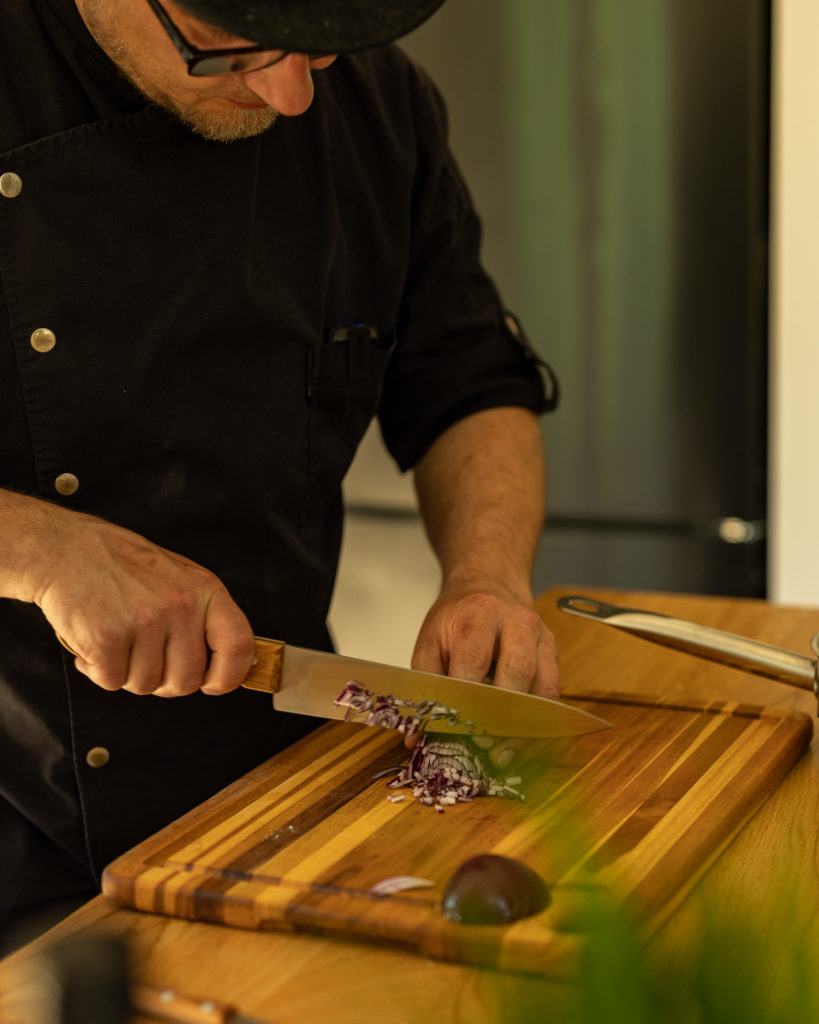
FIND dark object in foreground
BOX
[442,854,551,924]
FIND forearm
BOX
[0,487,68,603]
[410,405,557,710]
[412,406,546,601]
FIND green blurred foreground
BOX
[516,884,819,1024]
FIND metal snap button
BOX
[504,313,521,338]
[55,473,79,496]
[0,172,23,198]
[86,747,110,768]
[30,328,56,353]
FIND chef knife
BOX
[53,629,611,737]
[240,637,612,738]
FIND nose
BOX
[242,54,336,116]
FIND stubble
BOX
[78,0,279,143]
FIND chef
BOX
[0,0,559,950]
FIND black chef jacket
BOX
[0,0,554,919]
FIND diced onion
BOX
[334,681,526,812]
[369,875,435,896]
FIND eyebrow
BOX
[203,23,244,43]
[194,13,259,46]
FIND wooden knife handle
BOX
[241,637,285,694]
[133,983,238,1023]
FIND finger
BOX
[410,634,447,677]
[120,634,167,696]
[491,613,559,696]
[487,737,527,770]
[531,634,560,700]
[490,627,542,694]
[73,634,133,692]
[446,630,496,684]
[200,590,255,694]
[152,627,209,698]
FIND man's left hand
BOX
[408,581,559,767]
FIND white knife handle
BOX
[241,638,285,693]
[558,595,818,693]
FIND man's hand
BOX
[409,581,559,767]
[409,406,557,768]
[411,583,559,700]
[2,490,254,697]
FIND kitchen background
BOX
[329,0,815,666]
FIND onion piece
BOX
[442,854,551,924]
[369,875,435,896]
[334,680,469,735]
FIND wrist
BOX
[0,489,73,604]
[439,568,535,608]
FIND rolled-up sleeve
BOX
[378,65,558,472]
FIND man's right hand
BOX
[1,490,254,698]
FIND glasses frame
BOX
[146,0,298,77]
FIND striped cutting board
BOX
[102,692,811,976]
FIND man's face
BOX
[75,0,337,142]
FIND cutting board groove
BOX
[102,692,812,976]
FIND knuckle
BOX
[162,588,199,623]
[504,650,538,680]
[230,631,255,658]
[122,680,157,696]
[451,631,488,665]
[86,670,122,692]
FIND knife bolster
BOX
[242,639,284,693]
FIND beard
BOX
[78,2,279,143]
[141,91,279,143]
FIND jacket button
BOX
[55,473,79,496]
[31,328,56,353]
[0,172,22,198]
[86,747,110,768]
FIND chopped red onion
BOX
[382,734,524,811]
[333,681,525,811]
[334,680,469,735]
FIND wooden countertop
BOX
[2,586,818,1024]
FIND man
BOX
[0,0,558,948]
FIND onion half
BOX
[442,854,551,924]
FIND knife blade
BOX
[240,638,612,738]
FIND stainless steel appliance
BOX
[396,0,770,598]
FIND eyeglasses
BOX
[146,0,326,77]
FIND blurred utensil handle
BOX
[133,982,264,1024]
[558,595,819,696]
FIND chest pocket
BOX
[301,323,396,536]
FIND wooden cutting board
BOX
[102,692,812,977]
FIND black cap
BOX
[173,1,447,53]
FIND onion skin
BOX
[442,854,551,924]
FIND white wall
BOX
[768,0,819,604]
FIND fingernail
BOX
[471,735,495,750]
[494,748,515,769]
